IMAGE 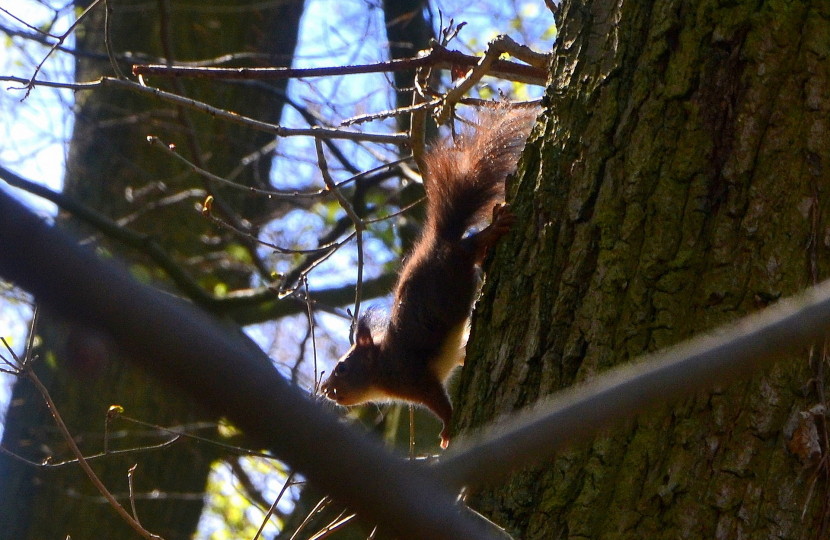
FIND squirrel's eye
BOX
[334,362,348,376]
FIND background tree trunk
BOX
[277,3,439,537]
[456,0,830,538]
[384,0,435,133]
[0,1,304,539]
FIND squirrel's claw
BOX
[440,428,450,449]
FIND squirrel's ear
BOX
[355,318,375,348]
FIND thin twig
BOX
[409,66,433,177]
[1,76,409,145]
[364,196,425,225]
[439,19,467,47]
[341,97,540,127]
[291,323,314,385]
[127,464,142,525]
[314,141,366,228]
[103,0,125,78]
[409,405,416,461]
[229,459,289,522]
[0,434,182,468]
[315,139,365,335]
[110,188,206,232]
[288,497,332,540]
[0,7,61,37]
[12,314,162,539]
[125,77,408,144]
[148,135,353,199]
[0,21,156,63]
[307,512,356,540]
[341,99,440,127]
[304,277,321,395]
[219,273,397,326]
[202,200,349,255]
[235,79,363,175]
[117,414,279,460]
[252,471,296,540]
[18,0,105,99]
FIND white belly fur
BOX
[431,320,469,382]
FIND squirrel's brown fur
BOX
[321,106,536,448]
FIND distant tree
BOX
[0,1,304,538]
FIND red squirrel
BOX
[320,106,536,448]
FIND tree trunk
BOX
[456,0,830,538]
[0,1,304,539]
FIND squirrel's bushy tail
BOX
[422,105,537,241]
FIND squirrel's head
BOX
[321,316,383,406]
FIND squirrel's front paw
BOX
[491,202,516,234]
[470,202,516,264]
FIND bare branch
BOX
[19,0,106,99]
[492,34,550,69]
[0,7,61,38]
[0,76,409,145]
[132,45,548,86]
[436,35,546,124]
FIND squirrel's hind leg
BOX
[404,375,454,449]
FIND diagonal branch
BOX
[436,279,830,489]
[0,164,213,307]
[0,188,505,540]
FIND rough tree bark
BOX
[0,1,304,539]
[456,0,830,538]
